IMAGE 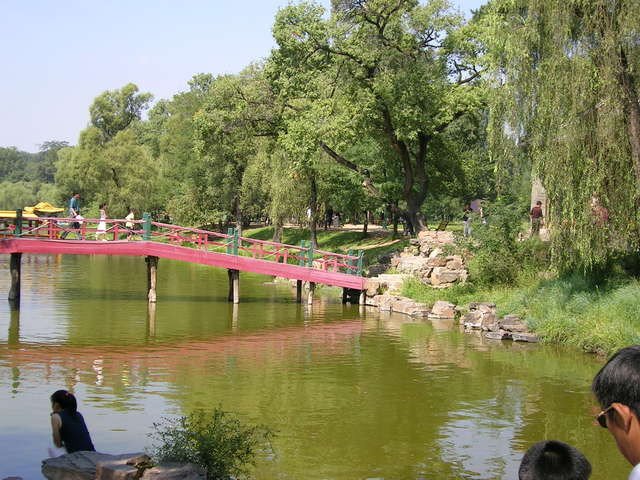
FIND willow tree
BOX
[269,0,483,234]
[482,0,640,269]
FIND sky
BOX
[0,0,486,152]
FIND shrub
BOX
[149,408,274,479]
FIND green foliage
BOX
[461,199,550,285]
[90,83,153,142]
[0,181,60,210]
[149,408,273,480]
[269,0,487,231]
[481,0,640,270]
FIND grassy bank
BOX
[403,274,640,356]
[243,226,409,267]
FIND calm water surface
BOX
[0,255,622,479]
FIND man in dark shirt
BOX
[530,200,543,236]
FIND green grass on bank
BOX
[403,274,640,356]
[243,226,409,266]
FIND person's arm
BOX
[51,413,63,448]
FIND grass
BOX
[243,226,409,266]
[402,271,640,356]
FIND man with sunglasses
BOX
[592,345,640,479]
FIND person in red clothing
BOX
[530,200,544,236]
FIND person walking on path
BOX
[60,193,81,239]
[530,200,544,237]
[96,203,108,241]
[462,204,472,237]
[49,390,95,454]
[592,345,640,480]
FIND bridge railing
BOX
[0,213,364,275]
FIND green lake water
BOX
[0,254,622,479]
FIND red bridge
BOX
[0,213,366,304]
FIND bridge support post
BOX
[359,290,366,305]
[228,269,239,304]
[307,282,315,305]
[146,256,159,303]
[296,280,302,303]
[8,252,22,302]
[342,288,348,304]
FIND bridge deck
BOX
[0,238,366,290]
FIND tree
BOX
[90,83,153,142]
[481,0,640,270]
[269,0,483,233]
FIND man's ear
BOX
[611,403,636,433]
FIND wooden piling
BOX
[342,288,348,304]
[228,269,239,304]
[8,252,22,301]
[145,256,159,303]
[147,301,156,337]
[296,280,303,303]
[307,282,315,305]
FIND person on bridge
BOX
[60,193,82,239]
[96,203,107,241]
[49,390,95,454]
[125,207,135,240]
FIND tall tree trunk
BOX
[619,47,640,188]
[362,210,368,237]
[309,175,318,248]
[233,196,243,237]
[391,202,399,236]
[272,217,283,243]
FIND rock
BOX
[513,333,540,343]
[408,306,431,317]
[480,313,498,331]
[42,452,146,480]
[445,255,464,270]
[141,463,205,479]
[409,238,420,246]
[426,257,448,268]
[430,268,461,285]
[364,278,381,297]
[469,302,496,311]
[485,330,512,340]
[501,323,529,333]
[96,454,152,480]
[502,314,522,323]
[430,300,456,319]
[428,247,443,259]
[376,274,410,293]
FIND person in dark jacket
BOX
[50,390,95,453]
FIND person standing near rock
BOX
[530,200,544,236]
[50,390,95,454]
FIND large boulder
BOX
[430,301,456,319]
[42,452,145,480]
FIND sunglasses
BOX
[596,405,614,428]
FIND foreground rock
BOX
[42,452,205,480]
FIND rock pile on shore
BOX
[462,302,539,343]
[391,230,468,287]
